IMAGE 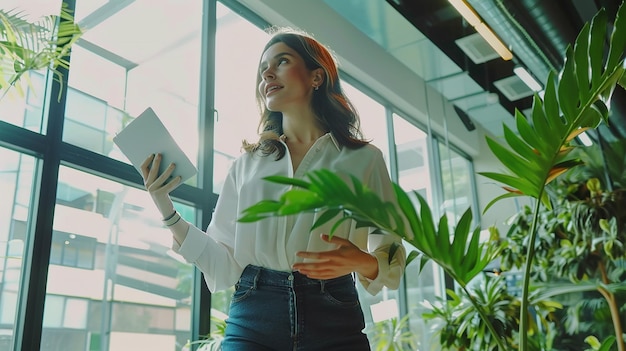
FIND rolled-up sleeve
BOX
[358,231,406,294]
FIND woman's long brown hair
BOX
[243,28,369,159]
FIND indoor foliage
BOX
[500,140,626,350]
[239,2,626,351]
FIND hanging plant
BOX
[0,2,82,100]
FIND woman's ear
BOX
[312,68,324,87]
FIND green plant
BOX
[502,175,626,350]
[183,315,225,351]
[371,314,417,351]
[0,2,82,101]
[422,275,561,351]
[476,2,626,346]
[238,2,626,350]
[239,169,510,350]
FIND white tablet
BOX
[113,107,197,186]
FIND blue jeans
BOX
[221,265,370,351]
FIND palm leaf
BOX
[0,3,82,100]
[240,169,502,287]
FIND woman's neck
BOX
[281,112,325,144]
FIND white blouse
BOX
[173,133,406,294]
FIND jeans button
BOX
[288,274,294,281]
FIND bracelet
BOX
[162,211,177,221]
[166,215,182,227]
[162,211,181,226]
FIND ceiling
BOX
[325,0,625,143]
[388,0,626,143]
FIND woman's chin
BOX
[265,101,282,112]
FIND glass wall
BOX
[438,144,477,224]
[40,166,195,350]
[66,0,202,186]
[0,0,480,350]
[392,113,443,349]
[0,148,37,350]
[212,2,269,194]
[1,0,208,350]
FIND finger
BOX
[321,234,352,246]
[147,165,179,193]
[297,268,342,280]
[160,175,182,193]
[295,251,329,260]
[291,260,330,273]
[153,162,177,187]
[140,154,156,180]
[146,153,163,184]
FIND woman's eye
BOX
[278,58,288,65]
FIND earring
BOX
[314,85,319,91]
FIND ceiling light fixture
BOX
[448,0,513,61]
[513,66,543,91]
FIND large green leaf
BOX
[479,4,626,205]
[240,169,503,287]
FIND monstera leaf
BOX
[478,3,626,351]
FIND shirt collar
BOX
[278,132,341,151]
[327,132,341,151]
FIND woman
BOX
[141,28,406,350]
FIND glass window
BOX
[392,113,443,349]
[40,166,195,351]
[212,2,269,193]
[0,0,57,133]
[439,144,476,224]
[206,2,273,331]
[343,81,389,162]
[0,147,37,350]
[63,1,203,187]
[0,71,47,133]
[393,114,431,198]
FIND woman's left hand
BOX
[293,234,379,280]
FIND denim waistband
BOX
[238,264,354,290]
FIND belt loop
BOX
[320,279,325,293]
[252,266,260,289]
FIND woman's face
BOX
[258,42,318,113]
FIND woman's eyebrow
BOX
[260,52,294,67]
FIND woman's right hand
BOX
[140,153,181,218]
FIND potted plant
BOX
[238,2,626,350]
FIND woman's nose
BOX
[261,67,275,80]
